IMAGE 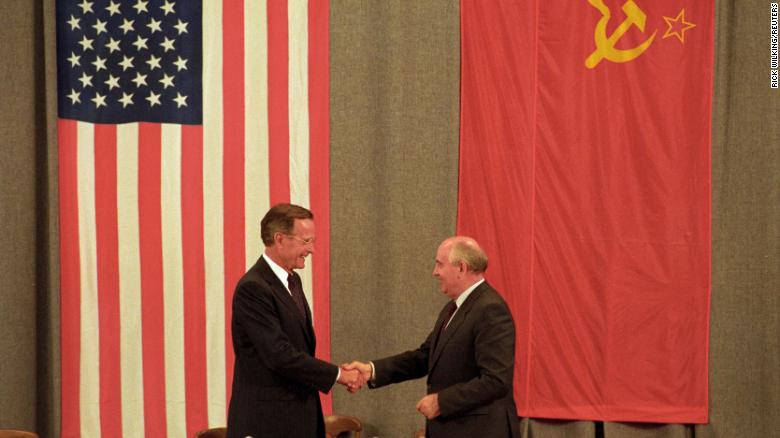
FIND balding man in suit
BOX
[345,236,520,438]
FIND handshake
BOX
[335,361,372,393]
[335,360,441,419]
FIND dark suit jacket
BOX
[227,256,339,438]
[372,281,520,438]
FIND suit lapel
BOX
[256,258,315,346]
[429,283,487,371]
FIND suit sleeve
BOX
[370,330,434,388]
[437,300,515,417]
[233,282,339,393]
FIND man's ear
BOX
[458,261,468,273]
[273,232,284,245]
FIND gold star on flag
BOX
[663,9,696,44]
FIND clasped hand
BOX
[337,360,440,420]
[336,361,372,392]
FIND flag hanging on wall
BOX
[458,0,713,423]
[56,1,330,437]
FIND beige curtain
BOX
[0,0,59,436]
[0,0,776,437]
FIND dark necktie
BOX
[287,273,308,319]
[435,301,457,348]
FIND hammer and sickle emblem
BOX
[585,0,657,69]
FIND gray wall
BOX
[330,1,460,436]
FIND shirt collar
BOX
[263,252,291,292]
[454,278,485,308]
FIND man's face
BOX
[432,242,461,299]
[277,218,315,271]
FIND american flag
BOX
[56,1,331,437]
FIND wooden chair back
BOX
[194,427,226,438]
[0,431,38,438]
[324,414,362,438]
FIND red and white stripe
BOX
[58,1,330,437]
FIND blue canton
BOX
[56,0,202,124]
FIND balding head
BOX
[433,236,488,299]
[443,236,488,273]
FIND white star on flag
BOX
[160,1,176,16]
[67,89,80,104]
[78,0,93,14]
[67,52,80,67]
[173,92,187,108]
[90,92,107,108]
[120,18,135,34]
[92,18,108,35]
[119,92,134,107]
[119,56,134,71]
[67,15,80,30]
[132,0,148,14]
[145,55,161,70]
[105,1,121,16]
[145,90,161,106]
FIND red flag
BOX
[458,0,712,423]
[57,1,330,437]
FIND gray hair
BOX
[446,237,488,273]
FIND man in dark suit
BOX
[345,236,520,438]
[227,203,362,438]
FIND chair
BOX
[413,428,425,438]
[194,427,226,438]
[0,431,38,438]
[324,414,362,438]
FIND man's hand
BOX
[336,368,364,392]
[416,393,440,420]
[341,361,372,393]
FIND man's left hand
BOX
[416,393,440,420]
